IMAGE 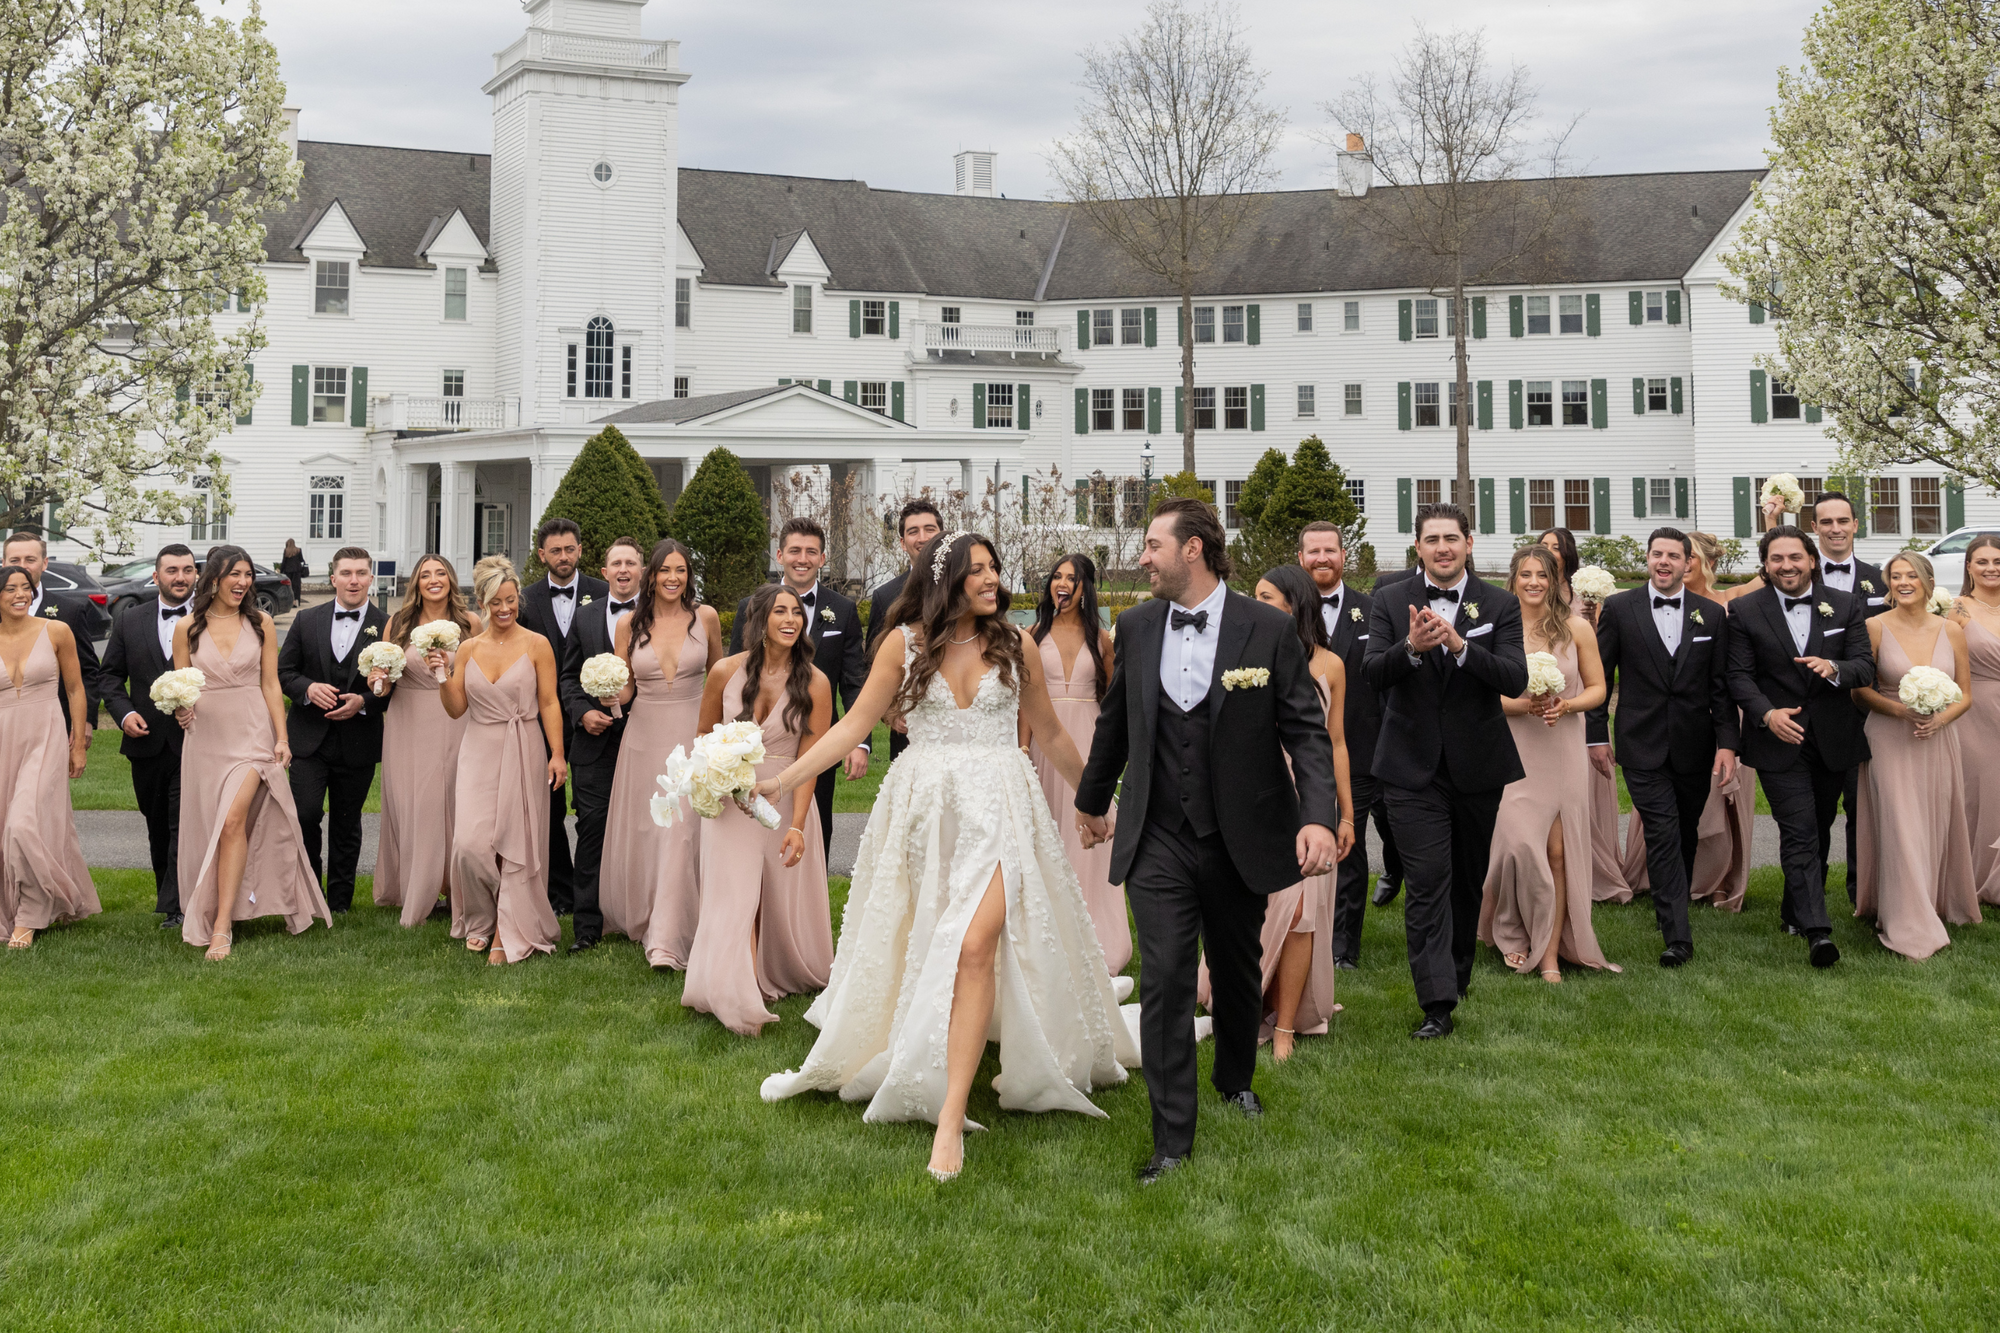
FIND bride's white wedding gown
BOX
[762,630,1140,1123]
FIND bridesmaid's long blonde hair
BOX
[388,553,476,646]
[1509,545,1575,651]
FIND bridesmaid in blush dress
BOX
[369,554,479,927]
[1948,533,2000,904]
[1480,544,1617,981]
[0,566,97,949]
[682,583,833,1036]
[1023,553,1130,973]
[598,539,721,967]
[1853,551,1979,960]
[172,547,328,959]
[440,556,565,965]
[1542,528,1637,906]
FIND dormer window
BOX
[315,261,349,315]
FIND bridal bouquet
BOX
[357,641,406,694]
[1928,587,1956,617]
[1762,473,1806,513]
[579,652,631,718]
[149,667,205,714]
[1525,651,1568,698]
[1899,664,1963,716]
[650,720,783,830]
[408,620,463,682]
[1572,566,1617,602]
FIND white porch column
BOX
[438,461,475,584]
[400,463,429,571]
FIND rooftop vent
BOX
[954,150,996,197]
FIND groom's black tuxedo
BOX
[516,574,607,917]
[1319,583,1388,965]
[101,595,187,913]
[1365,571,1527,1017]
[1077,589,1337,1161]
[279,599,394,912]
[557,599,633,944]
[1816,555,1886,894]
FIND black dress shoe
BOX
[1371,879,1402,907]
[1660,942,1694,968]
[160,912,183,929]
[1222,1090,1263,1119]
[568,935,600,954]
[1333,957,1358,971]
[1809,934,1841,968]
[1137,1153,1187,1185]
[1411,1013,1453,1040]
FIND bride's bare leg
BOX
[208,774,261,960]
[1269,900,1311,1061]
[931,864,1007,1177]
[1538,817,1567,983]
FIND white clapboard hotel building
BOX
[115,0,1992,584]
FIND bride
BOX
[757,531,1139,1181]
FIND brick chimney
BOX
[1337,133,1371,198]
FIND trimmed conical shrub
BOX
[528,424,661,579]
[668,445,769,610]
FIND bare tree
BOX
[1049,0,1285,475]
[1328,25,1579,523]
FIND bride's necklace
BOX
[948,628,978,645]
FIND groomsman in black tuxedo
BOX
[279,546,393,913]
[1299,521,1387,968]
[1,530,102,734]
[515,517,605,917]
[863,499,942,763]
[100,544,199,926]
[1728,524,1875,967]
[1586,528,1739,966]
[1809,490,1885,898]
[1077,498,1340,1184]
[1365,504,1528,1039]
[732,517,868,861]
[556,535,645,952]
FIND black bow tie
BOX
[1170,608,1209,633]
[1654,596,1681,610]
[160,606,187,620]
[1426,585,1460,604]
[609,600,635,614]
[550,585,574,599]
[334,609,361,621]
[1321,595,1340,608]
[1824,562,1850,575]
[799,589,815,607]
[1785,596,1815,612]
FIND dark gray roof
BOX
[263,141,492,269]
[600,384,790,424]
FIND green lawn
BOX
[6,865,1999,1328]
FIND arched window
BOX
[584,316,614,399]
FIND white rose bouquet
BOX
[650,720,783,830]
[1762,473,1806,514]
[1898,664,1963,716]
[1525,651,1568,698]
[1572,566,1617,602]
[149,667,206,714]
[1927,587,1956,617]
[408,620,463,682]
[579,652,632,718]
[357,641,406,695]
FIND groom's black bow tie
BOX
[799,589,815,607]
[1785,596,1815,612]
[1169,608,1209,633]
[333,609,361,621]
[160,605,187,620]
[1824,562,1851,575]
[1653,596,1681,609]
[550,585,574,599]
[609,600,635,614]
[1425,585,1460,604]
[1320,594,1340,608]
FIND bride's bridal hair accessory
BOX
[931,532,972,585]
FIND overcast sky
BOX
[240,0,1822,197]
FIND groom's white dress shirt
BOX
[1161,580,1226,712]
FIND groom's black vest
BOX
[1148,689,1218,838]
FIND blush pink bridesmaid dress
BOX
[450,652,559,962]
[375,641,468,927]
[1027,632,1131,973]
[1956,615,2000,904]
[0,624,98,938]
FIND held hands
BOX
[1076,810,1111,849]
[780,828,806,868]
[1765,706,1806,745]
[1297,823,1339,876]
[1793,655,1838,682]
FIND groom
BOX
[1076,498,1340,1186]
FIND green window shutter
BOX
[1143,307,1157,348]
[1478,478,1496,535]
[1854,482,1867,537]
[1509,294,1524,338]
[1592,477,1612,535]
[1508,379,1524,430]
[816,379,831,396]
[175,381,189,422]
[1074,388,1089,433]
[849,300,861,338]
[1590,378,1607,429]
[1397,381,1412,430]
[235,287,249,313]
[1017,383,1030,430]
[1397,478,1414,533]
[1147,386,1161,433]
[1586,293,1601,337]
[1667,290,1683,324]
[1733,477,1754,537]
[1633,377,1646,415]
[1748,301,1765,324]
[349,366,368,427]
[1471,296,1487,339]
[778,377,791,385]
[1675,477,1690,520]
[291,364,309,426]
[1508,477,1526,533]
[890,381,905,421]
[1628,291,1644,326]
[1174,386,1184,433]
[1947,479,1966,530]
[887,301,899,339]
[1246,304,1260,345]
[1671,376,1685,415]
[1397,299,1412,342]
[1749,369,1767,423]
[1022,475,1031,520]
[972,382,986,428]
[236,364,254,425]
[1477,380,1493,431]
[1074,480,1088,524]
[1077,310,1090,352]
[1249,383,1265,431]
[843,380,858,404]
[1804,401,1823,424]
[1632,477,1648,519]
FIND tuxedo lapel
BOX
[1668,599,1697,678]
[1135,599,1165,748]
[1207,592,1253,725]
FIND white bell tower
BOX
[486,0,688,426]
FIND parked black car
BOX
[41,561,113,644]
[98,556,297,621]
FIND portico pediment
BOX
[602,383,912,431]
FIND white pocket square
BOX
[819,630,842,636]
[1464,623,1495,638]
[1355,634,1369,641]
[1824,627,1845,635]
[1691,635,1713,643]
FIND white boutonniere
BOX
[1221,667,1271,691]
[1818,602,1834,618]
[820,607,835,623]
[1860,579,1875,593]
[1349,606,1363,622]
[1463,603,1480,621]
[1690,608,1705,626]
[580,595,593,607]
[363,624,378,638]
[42,604,58,618]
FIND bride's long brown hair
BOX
[889,532,1024,719]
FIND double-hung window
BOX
[1645,291,1665,323]
[1343,300,1360,332]
[1649,477,1673,517]
[1223,386,1249,429]
[444,268,467,321]
[1296,303,1313,332]
[1870,478,1902,534]
[1528,479,1555,531]
[311,366,347,424]
[1647,378,1669,412]
[1911,476,1943,535]
[1771,380,1802,419]
[861,300,886,336]
[1297,385,1316,418]
[1092,309,1113,346]
[1561,380,1589,425]
[1413,299,1439,339]
[308,475,345,540]
[792,285,813,334]
[1191,387,1216,430]
[1564,479,1592,531]
[1091,388,1115,432]
[675,278,691,328]
[984,381,1014,428]
[1222,306,1245,343]
[1193,306,1216,344]
[1120,308,1143,345]
[1346,478,1366,513]
[1413,382,1440,427]
[1121,388,1145,430]
[1526,295,1551,335]
[1344,383,1363,416]
[1559,294,1584,334]
[1526,381,1553,426]
[1416,479,1442,507]
[314,261,350,315]
[1448,381,1461,427]
[1224,480,1243,528]
[860,381,887,415]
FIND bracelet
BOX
[788,827,804,835]
[1339,818,1354,825]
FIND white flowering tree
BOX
[1722,0,2000,490]
[0,0,299,554]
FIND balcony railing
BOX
[494,29,679,77]
[918,321,1064,355]
[371,395,516,432]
